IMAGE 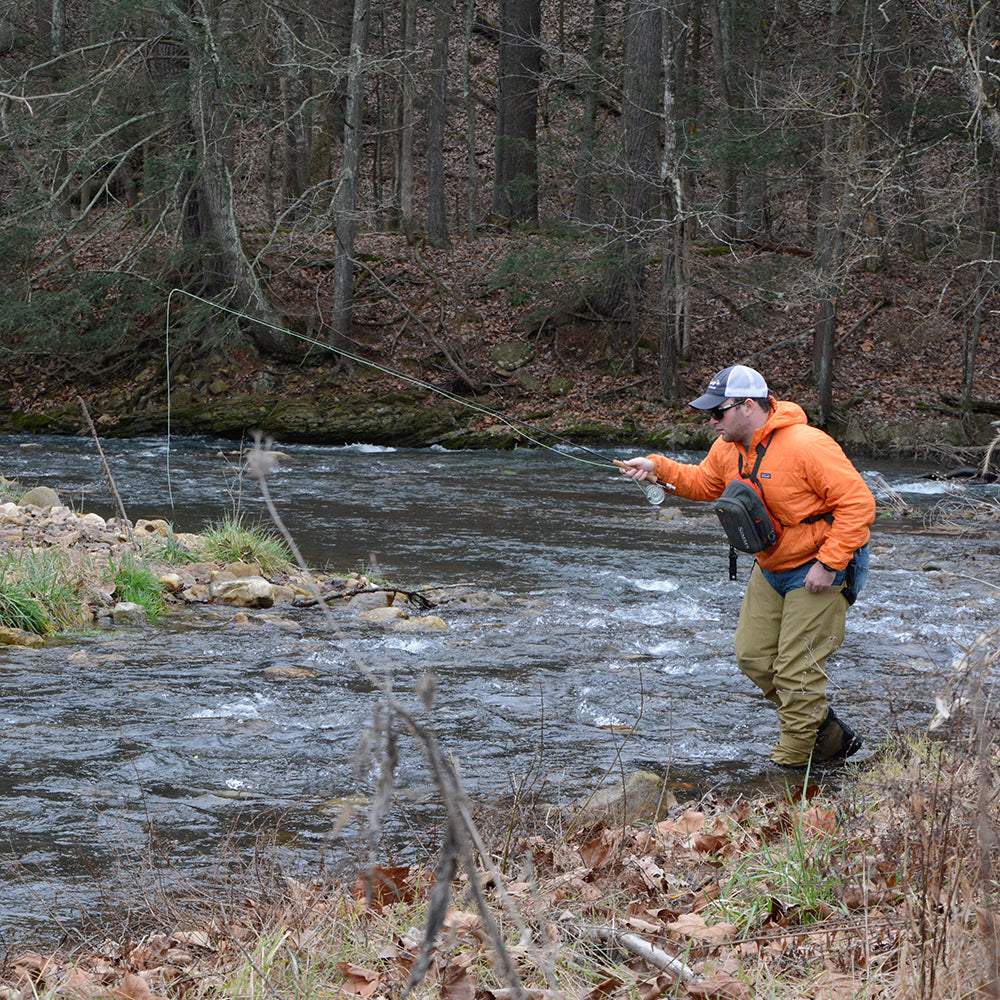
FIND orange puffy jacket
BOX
[648,400,875,573]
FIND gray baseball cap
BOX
[689,365,769,409]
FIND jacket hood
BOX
[757,399,808,439]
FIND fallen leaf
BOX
[352,865,412,908]
[581,976,622,1000]
[111,972,153,1000]
[637,973,676,1000]
[665,914,737,946]
[336,962,384,997]
[656,810,705,838]
[439,956,476,1000]
[684,971,751,999]
[800,806,837,836]
[692,833,727,854]
[12,953,57,984]
[579,830,618,868]
[443,909,482,935]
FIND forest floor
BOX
[3,233,1000,466]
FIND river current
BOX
[1,433,997,943]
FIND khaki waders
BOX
[734,564,848,766]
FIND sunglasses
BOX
[708,399,745,420]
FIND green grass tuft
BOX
[197,514,292,576]
[0,584,53,635]
[0,549,87,633]
[112,555,167,622]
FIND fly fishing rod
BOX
[164,288,673,506]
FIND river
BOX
[1,433,997,943]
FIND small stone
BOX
[359,605,409,622]
[112,602,149,625]
[391,615,448,632]
[159,573,184,593]
[222,561,262,578]
[0,627,45,648]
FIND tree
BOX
[594,0,661,341]
[330,0,371,353]
[571,0,608,225]
[493,0,541,223]
[163,0,289,354]
[658,2,690,399]
[427,0,453,247]
[709,0,768,241]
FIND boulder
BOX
[563,770,678,829]
[547,375,574,397]
[349,591,391,611]
[18,486,60,509]
[490,341,536,371]
[134,518,171,537]
[515,371,545,393]
[210,577,275,608]
[271,584,297,605]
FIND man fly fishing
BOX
[619,365,875,770]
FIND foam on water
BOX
[625,576,681,593]
[188,693,275,720]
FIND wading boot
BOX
[812,707,863,763]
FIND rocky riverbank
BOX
[0,486,487,648]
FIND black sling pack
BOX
[717,430,841,582]
[715,480,779,554]
[715,432,781,550]
[715,432,783,579]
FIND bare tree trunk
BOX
[572,0,607,225]
[597,0,661,322]
[427,0,452,247]
[659,2,687,399]
[493,0,541,223]
[278,11,312,213]
[709,0,737,238]
[812,2,844,424]
[878,2,926,259]
[963,145,999,416]
[709,0,766,242]
[397,0,416,233]
[928,0,1000,155]
[331,0,370,353]
[37,0,71,220]
[461,0,480,237]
